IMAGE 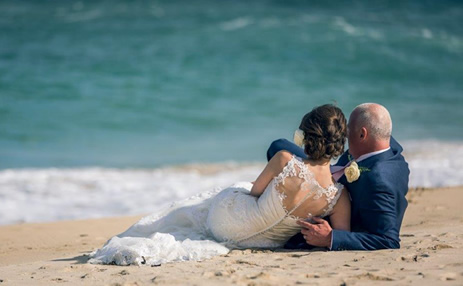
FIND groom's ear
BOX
[360,127,368,140]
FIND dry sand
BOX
[1,187,462,285]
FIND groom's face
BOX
[347,112,361,159]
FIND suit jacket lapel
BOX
[335,148,394,185]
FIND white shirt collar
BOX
[356,147,391,162]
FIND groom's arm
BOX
[267,139,307,161]
[331,216,400,251]
[331,179,403,251]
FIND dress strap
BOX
[320,184,344,217]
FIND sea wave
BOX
[0,163,263,225]
[1,140,462,225]
[403,140,463,188]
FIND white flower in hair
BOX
[293,129,305,147]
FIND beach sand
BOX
[1,187,462,285]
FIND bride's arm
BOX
[329,189,351,231]
[250,150,292,197]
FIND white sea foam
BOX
[0,141,462,225]
[0,163,263,225]
[62,10,103,23]
[220,17,253,31]
[334,17,359,36]
[402,140,463,188]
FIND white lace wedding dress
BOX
[89,155,343,266]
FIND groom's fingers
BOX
[301,228,310,237]
[311,217,327,225]
[297,218,326,228]
[297,220,315,229]
[301,228,313,235]
[301,228,314,238]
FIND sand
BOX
[1,187,462,285]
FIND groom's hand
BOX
[297,217,332,248]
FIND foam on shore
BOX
[1,140,461,225]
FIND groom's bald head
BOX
[352,103,392,141]
[347,103,392,159]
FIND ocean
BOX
[1,0,462,225]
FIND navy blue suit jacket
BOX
[331,137,409,250]
[267,137,410,251]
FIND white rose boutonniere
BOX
[293,129,305,147]
[344,160,370,183]
[344,161,361,183]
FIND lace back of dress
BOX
[274,155,343,219]
[234,155,343,245]
[234,157,317,245]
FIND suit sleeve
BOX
[331,178,401,251]
[266,139,307,161]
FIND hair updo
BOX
[299,104,347,161]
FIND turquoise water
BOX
[1,0,462,168]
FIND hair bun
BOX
[299,104,347,161]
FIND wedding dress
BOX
[89,155,343,266]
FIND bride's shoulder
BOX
[268,151,302,180]
[270,150,295,167]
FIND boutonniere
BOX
[345,155,370,183]
[293,129,305,147]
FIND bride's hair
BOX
[299,104,347,161]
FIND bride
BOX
[89,104,351,266]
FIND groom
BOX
[267,103,409,250]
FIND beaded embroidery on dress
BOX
[89,155,343,266]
